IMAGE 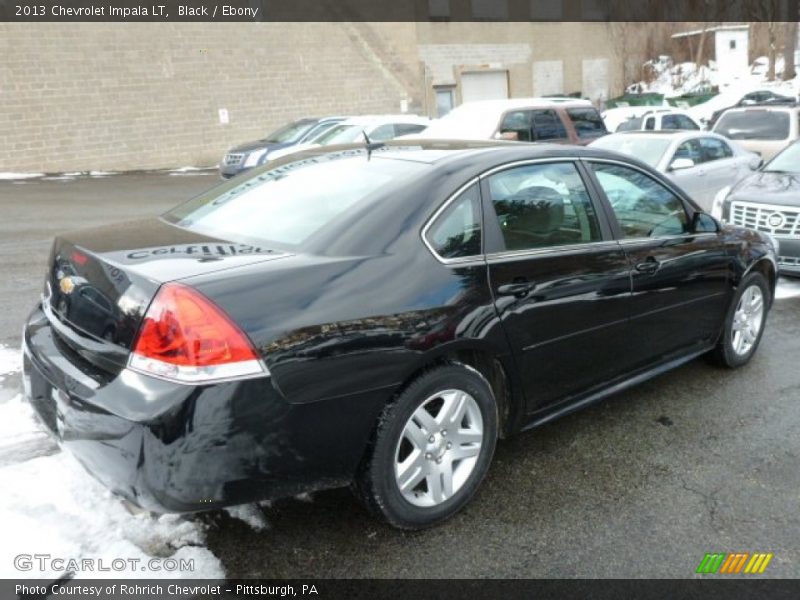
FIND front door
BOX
[586,161,730,369]
[483,160,632,413]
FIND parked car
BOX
[614,109,701,132]
[266,115,431,161]
[23,141,776,530]
[414,98,608,145]
[689,89,796,128]
[712,105,800,162]
[589,131,760,211]
[712,139,800,276]
[219,116,346,179]
[706,90,796,129]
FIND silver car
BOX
[590,131,761,211]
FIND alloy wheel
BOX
[394,389,484,507]
[731,284,765,357]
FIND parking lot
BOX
[1,172,799,578]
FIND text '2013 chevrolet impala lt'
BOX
[23,141,776,529]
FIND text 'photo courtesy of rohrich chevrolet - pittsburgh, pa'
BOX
[1,7,800,598]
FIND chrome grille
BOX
[729,201,800,239]
[778,255,800,267]
[224,153,244,167]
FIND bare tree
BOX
[783,0,799,80]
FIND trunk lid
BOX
[44,218,290,372]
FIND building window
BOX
[530,0,563,20]
[471,0,508,20]
[428,0,450,19]
[730,39,737,50]
[435,87,456,117]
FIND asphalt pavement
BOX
[1,172,798,578]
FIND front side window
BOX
[566,108,608,139]
[531,110,568,141]
[590,163,689,238]
[698,137,733,161]
[644,117,656,130]
[487,162,602,251]
[499,111,532,141]
[426,184,482,259]
[672,139,704,165]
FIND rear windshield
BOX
[164,152,426,247]
[589,135,672,168]
[566,108,608,139]
[714,111,790,141]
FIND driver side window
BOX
[590,163,689,239]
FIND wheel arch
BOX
[742,257,777,307]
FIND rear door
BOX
[585,160,730,368]
[483,160,632,412]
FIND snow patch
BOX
[0,344,21,379]
[224,503,270,531]
[0,451,225,578]
[0,172,43,180]
[89,171,118,177]
[776,279,800,300]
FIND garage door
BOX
[460,71,509,103]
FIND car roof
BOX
[454,97,593,113]
[337,115,431,126]
[600,130,725,144]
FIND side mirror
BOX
[669,157,695,171]
[692,212,720,233]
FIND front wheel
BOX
[354,364,498,530]
[710,271,770,368]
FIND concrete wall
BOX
[1,22,620,173]
[0,23,422,173]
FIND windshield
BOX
[164,153,426,247]
[616,117,643,132]
[714,111,790,140]
[764,141,800,173]
[263,120,316,143]
[589,135,672,168]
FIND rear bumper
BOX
[22,306,385,513]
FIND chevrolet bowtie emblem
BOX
[59,276,75,295]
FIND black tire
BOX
[709,271,770,368]
[354,363,498,530]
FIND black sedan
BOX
[23,141,776,529]
[713,139,800,276]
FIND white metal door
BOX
[460,71,509,103]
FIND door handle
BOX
[634,257,660,274]
[496,281,535,297]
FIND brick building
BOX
[1,21,620,173]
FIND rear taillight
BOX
[128,283,267,384]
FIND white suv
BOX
[712,105,800,161]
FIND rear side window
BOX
[662,114,699,130]
[531,110,568,141]
[566,108,608,139]
[617,117,643,132]
[487,162,602,251]
[715,111,790,140]
[644,117,656,130]
[425,183,482,259]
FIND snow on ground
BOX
[0,345,225,579]
[0,172,44,180]
[224,504,270,531]
[776,278,800,300]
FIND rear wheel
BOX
[710,272,770,368]
[354,364,497,530]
